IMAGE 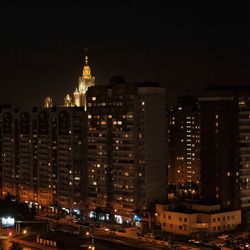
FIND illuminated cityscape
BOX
[0,3,250,250]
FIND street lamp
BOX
[87,235,95,250]
[89,226,95,250]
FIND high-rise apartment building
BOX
[86,80,167,222]
[167,96,200,186]
[199,86,250,224]
[0,106,87,211]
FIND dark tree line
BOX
[0,194,36,220]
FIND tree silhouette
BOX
[10,242,22,250]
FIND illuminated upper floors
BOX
[169,163,200,185]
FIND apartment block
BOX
[199,86,250,225]
[0,106,87,211]
[168,96,200,186]
[87,80,167,222]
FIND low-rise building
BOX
[156,203,241,235]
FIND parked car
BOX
[144,233,155,239]
[116,228,126,233]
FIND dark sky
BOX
[0,3,250,106]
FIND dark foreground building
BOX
[199,86,250,225]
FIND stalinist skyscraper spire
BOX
[78,48,95,94]
[63,48,95,110]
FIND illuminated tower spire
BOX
[82,48,91,79]
[84,48,88,65]
[70,48,95,110]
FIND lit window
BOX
[142,101,145,105]
[92,97,96,101]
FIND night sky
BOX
[0,3,249,106]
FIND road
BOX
[34,215,219,249]
[95,238,160,250]
[8,235,162,250]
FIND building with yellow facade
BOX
[44,49,95,110]
[66,49,95,109]
[156,203,241,235]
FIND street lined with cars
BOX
[34,210,250,249]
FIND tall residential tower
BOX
[86,79,167,222]
[199,86,250,225]
[0,106,87,211]
[167,96,200,186]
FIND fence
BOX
[36,236,57,248]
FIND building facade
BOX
[156,203,241,235]
[86,80,167,222]
[66,49,95,109]
[0,106,87,211]
[167,96,200,186]
[199,86,250,225]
